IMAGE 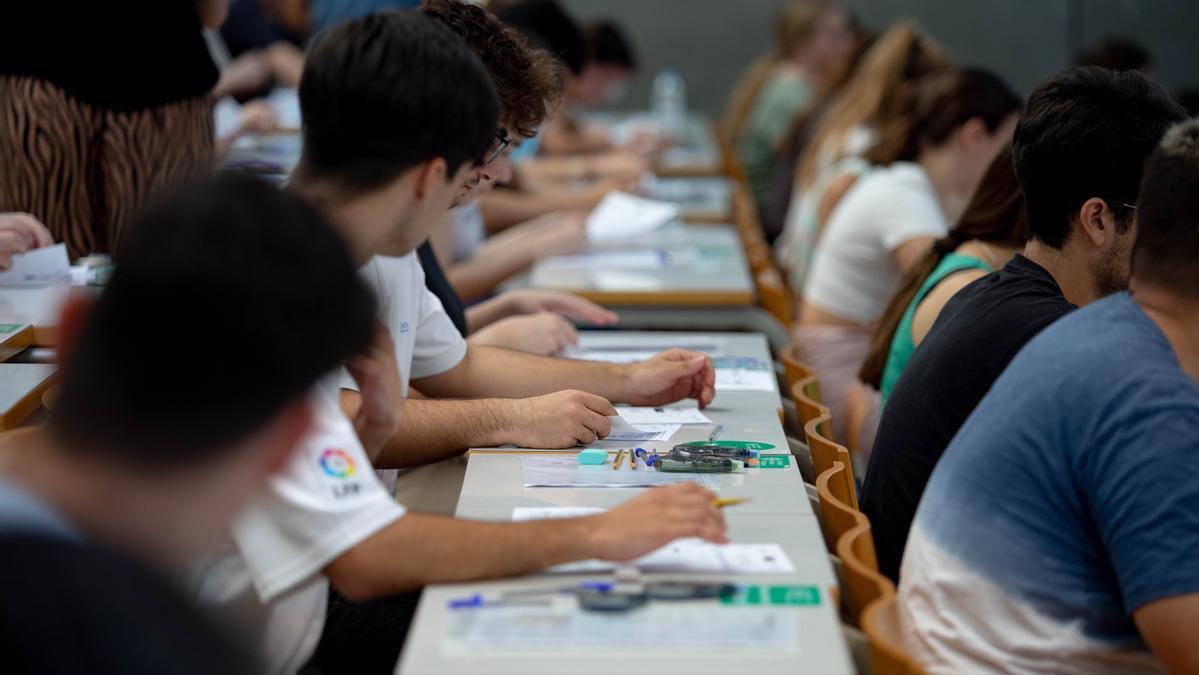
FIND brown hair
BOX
[422,0,562,138]
[796,21,949,190]
[858,145,1026,388]
[720,0,838,143]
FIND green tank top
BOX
[879,253,993,407]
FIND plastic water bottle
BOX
[652,68,687,134]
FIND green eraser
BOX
[578,448,608,465]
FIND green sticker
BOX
[721,585,820,606]
[680,440,776,451]
[758,454,791,468]
[0,323,20,334]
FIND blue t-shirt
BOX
[898,293,1199,672]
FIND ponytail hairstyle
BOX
[796,21,949,190]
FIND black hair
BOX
[1013,66,1186,249]
[585,20,636,70]
[894,67,1022,161]
[1133,119,1199,297]
[298,10,499,195]
[497,0,586,76]
[1073,36,1153,72]
[49,175,377,468]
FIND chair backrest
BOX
[791,377,828,430]
[756,268,793,326]
[862,595,925,675]
[805,415,858,509]
[815,461,861,552]
[837,522,895,626]
[780,343,812,389]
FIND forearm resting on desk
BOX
[415,345,630,402]
[322,483,726,602]
[323,513,598,600]
[341,390,515,469]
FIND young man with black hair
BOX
[898,117,1199,673]
[861,66,1188,583]
[416,0,619,358]
[0,174,378,674]
[192,13,726,674]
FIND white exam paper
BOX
[616,406,713,425]
[0,244,70,288]
[603,419,681,442]
[510,507,795,574]
[586,191,680,241]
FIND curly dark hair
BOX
[421,0,562,138]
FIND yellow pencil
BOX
[613,448,626,470]
[712,497,750,508]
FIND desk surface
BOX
[525,224,753,307]
[0,285,72,347]
[584,111,723,177]
[398,331,849,674]
[398,514,848,675]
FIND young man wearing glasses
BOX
[191,12,726,675]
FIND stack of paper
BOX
[586,191,680,241]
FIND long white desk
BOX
[397,332,850,674]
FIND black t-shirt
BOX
[861,255,1076,582]
[0,3,218,111]
[0,534,256,675]
[417,242,468,337]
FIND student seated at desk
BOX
[774,23,949,291]
[898,118,1199,674]
[0,212,53,270]
[478,0,650,232]
[0,175,376,674]
[857,144,1025,410]
[794,67,1021,442]
[416,0,617,355]
[190,14,727,675]
[725,0,856,212]
[862,67,1187,583]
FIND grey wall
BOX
[559,0,1199,116]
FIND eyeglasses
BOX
[485,129,510,165]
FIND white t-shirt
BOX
[341,252,467,393]
[340,252,468,490]
[802,162,948,325]
[188,376,406,675]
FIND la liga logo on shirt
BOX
[319,449,357,479]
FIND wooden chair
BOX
[862,595,925,675]
[756,267,793,326]
[791,377,828,431]
[779,342,813,390]
[837,522,895,626]
[815,461,861,552]
[805,416,858,510]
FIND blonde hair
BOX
[795,21,950,190]
[720,0,837,143]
